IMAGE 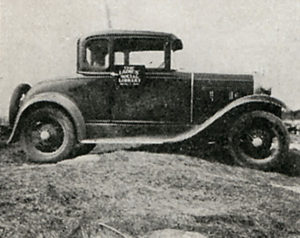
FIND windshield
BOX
[171,49,185,71]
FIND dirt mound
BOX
[0,143,300,237]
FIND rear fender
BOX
[167,94,287,143]
[9,83,31,126]
[7,92,86,143]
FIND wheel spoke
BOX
[26,118,64,153]
[236,121,279,160]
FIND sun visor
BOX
[172,39,183,51]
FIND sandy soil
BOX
[0,136,300,237]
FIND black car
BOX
[8,30,289,170]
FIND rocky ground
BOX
[0,130,300,238]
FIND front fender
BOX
[7,92,86,144]
[167,94,287,143]
[230,94,287,109]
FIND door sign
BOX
[115,66,144,86]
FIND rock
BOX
[295,219,300,233]
[144,229,207,238]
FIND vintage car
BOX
[8,30,289,170]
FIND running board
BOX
[80,123,207,145]
[81,136,169,144]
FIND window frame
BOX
[79,36,113,73]
[77,35,173,74]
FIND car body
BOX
[8,30,289,169]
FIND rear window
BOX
[85,39,109,70]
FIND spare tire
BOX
[9,83,31,125]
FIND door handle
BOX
[110,72,119,77]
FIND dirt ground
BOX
[0,132,300,237]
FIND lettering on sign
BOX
[118,66,141,86]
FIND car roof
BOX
[79,30,181,42]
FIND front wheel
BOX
[20,106,76,163]
[227,111,289,171]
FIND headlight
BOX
[254,86,272,95]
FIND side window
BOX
[113,38,166,70]
[85,39,109,71]
[130,51,164,68]
[114,52,125,65]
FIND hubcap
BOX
[40,130,50,140]
[252,137,263,147]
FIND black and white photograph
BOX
[0,0,299,237]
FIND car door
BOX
[111,65,191,123]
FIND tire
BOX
[20,106,76,163]
[227,110,289,171]
[72,144,96,157]
[9,84,31,125]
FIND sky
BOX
[0,0,299,122]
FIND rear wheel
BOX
[72,144,96,157]
[20,106,76,163]
[227,111,289,171]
